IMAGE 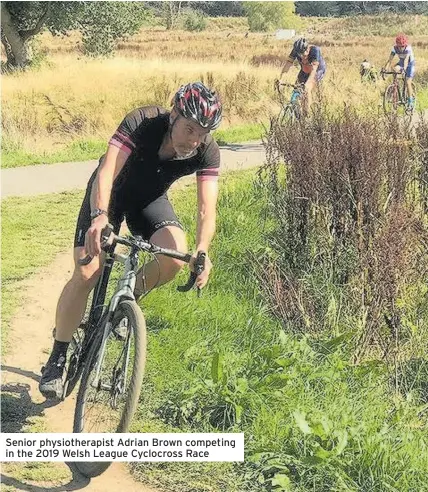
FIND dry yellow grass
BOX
[2,16,428,156]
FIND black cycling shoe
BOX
[39,354,66,399]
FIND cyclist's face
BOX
[170,113,210,157]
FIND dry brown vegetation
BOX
[2,15,428,157]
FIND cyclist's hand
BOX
[275,79,285,93]
[85,214,109,257]
[190,252,212,289]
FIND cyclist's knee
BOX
[150,225,187,283]
[72,248,103,289]
[160,256,184,282]
[73,264,102,288]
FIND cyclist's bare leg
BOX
[134,226,187,298]
[54,247,105,342]
[304,79,316,113]
[406,76,414,98]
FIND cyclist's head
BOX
[395,33,408,49]
[169,82,222,158]
[293,38,309,55]
[173,82,222,131]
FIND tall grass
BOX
[120,170,428,492]
[260,109,428,362]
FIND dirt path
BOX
[1,251,157,492]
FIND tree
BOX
[194,1,244,17]
[243,2,298,32]
[295,1,428,16]
[294,2,341,17]
[160,1,184,30]
[1,1,150,70]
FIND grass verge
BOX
[128,172,428,491]
[1,191,84,352]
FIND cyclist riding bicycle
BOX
[278,37,326,112]
[382,33,416,109]
[39,81,222,399]
[360,59,378,83]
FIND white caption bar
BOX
[1,433,244,462]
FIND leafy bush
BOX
[243,1,300,32]
[182,9,207,32]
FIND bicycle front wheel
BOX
[383,84,398,113]
[278,104,299,126]
[73,300,147,477]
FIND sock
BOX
[50,339,70,362]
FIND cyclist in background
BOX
[383,33,416,109]
[278,38,327,112]
[360,59,378,83]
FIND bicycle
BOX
[59,225,205,478]
[381,69,416,115]
[273,80,306,126]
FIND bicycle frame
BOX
[89,247,139,390]
[71,229,197,397]
[383,71,408,107]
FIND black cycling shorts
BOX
[74,170,183,248]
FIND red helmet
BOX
[395,34,408,47]
[173,82,222,131]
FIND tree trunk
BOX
[1,3,30,68]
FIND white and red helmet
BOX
[173,82,222,131]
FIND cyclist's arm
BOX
[403,53,411,71]
[305,61,319,85]
[280,49,297,80]
[384,53,395,70]
[90,145,128,214]
[195,139,220,253]
[280,59,294,79]
[196,178,218,253]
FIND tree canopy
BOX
[1,1,150,69]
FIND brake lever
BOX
[177,251,206,297]
[77,224,114,265]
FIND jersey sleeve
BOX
[196,139,220,182]
[391,46,397,56]
[108,108,143,156]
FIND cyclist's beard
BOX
[169,116,197,159]
[174,148,196,159]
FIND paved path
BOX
[1,141,265,198]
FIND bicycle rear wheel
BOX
[72,300,147,477]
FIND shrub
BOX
[182,9,207,32]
